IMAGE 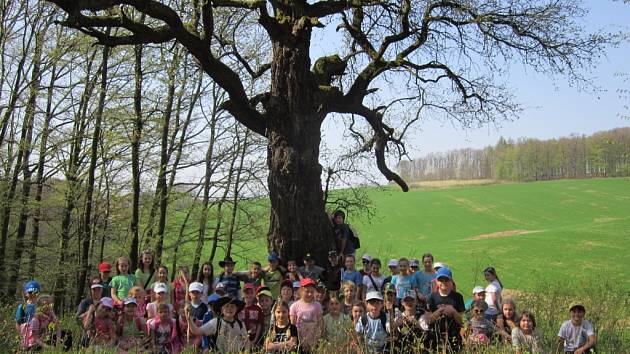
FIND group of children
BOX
[15,249,597,354]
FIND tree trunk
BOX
[225,128,248,257]
[129,43,143,269]
[76,42,110,304]
[265,39,334,266]
[7,26,45,297]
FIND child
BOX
[341,255,363,288]
[286,259,302,282]
[289,278,323,352]
[414,253,437,302]
[84,297,116,349]
[355,291,390,354]
[361,258,386,300]
[111,256,137,304]
[172,266,191,310]
[186,296,250,353]
[22,294,62,351]
[279,279,294,306]
[316,284,329,314]
[483,266,503,321]
[147,282,173,319]
[292,281,301,301]
[237,261,265,288]
[16,280,40,335]
[98,262,114,298]
[322,250,342,296]
[465,300,495,346]
[464,286,486,319]
[197,262,214,304]
[239,283,264,347]
[150,265,171,296]
[360,254,372,277]
[557,303,597,354]
[216,256,241,299]
[264,252,284,299]
[257,287,275,337]
[323,295,352,346]
[426,267,465,353]
[341,280,357,315]
[135,249,156,292]
[351,301,365,326]
[496,297,518,343]
[512,311,545,354]
[383,259,399,286]
[117,297,148,353]
[299,253,324,281]
[128,285,147,318]
[76,277,104,347]
[147,302,179,354]
[391,258,418,303]
[264,301,298,353]
[393,290,426,352]
[187,282,209,351]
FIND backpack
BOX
[348,226,361,249]
[207,316,244,351]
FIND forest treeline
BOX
[398,127,630,182]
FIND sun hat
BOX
[98,262,112,272]
[472,286,486,295]
[153,282,168,294]
[99,297,114,309]
[268,252,280,262]
[24,280,41,293]
[188,282,204,293]
[436,267,453,280]
[365,291,383,301]
[300,278,317,288]
[388,259,399,267]
[218,256,236,268]
[123,297,137,306]
[209,296,245,314]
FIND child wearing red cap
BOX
[98,262,113,299]
[289,278,323,352]
[239,283,264,347]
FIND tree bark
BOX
[265,39,334,266]
[129,42,143,269]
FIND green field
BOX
[350,177,630,293]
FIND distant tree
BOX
[46,0,609,264]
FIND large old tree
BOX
[45,0,606,264]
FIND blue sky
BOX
[318,0,630,161]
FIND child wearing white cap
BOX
[355,291,390,353]
[146,282,173,320]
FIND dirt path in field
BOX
[464,229,542,241]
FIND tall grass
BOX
[2,279,628,353]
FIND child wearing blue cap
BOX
[426,267,465,352]
[16,280,41,347]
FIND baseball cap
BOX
[188,282,204,293]
[24,280,41,293]
[257,289,273,298]
[433,262,446,270]
[100,297,114,309]
[292,281,301,289]
[388,259,399,267]
[365,291,383,301]
[215,282,227,293]
[569,302,586,312]
[90,279,104,289]
[268,252,280,262]
[281,279,293,289]
[410,259,420,267]
[123,297,137,306]
[300,278,317,288]
[472,286,486,295]
[328,250,338,257]
[436,267,453,280]
[403,290,417,300]
[153,282,168,294]
[98,262,112,272]
[361,253,372,262]
[243,283,255,292]
[304,253,314,260]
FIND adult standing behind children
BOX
[332,210,355,258]
[414,253,436,302]
[426,267,465,353]
[557,303,597,354]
